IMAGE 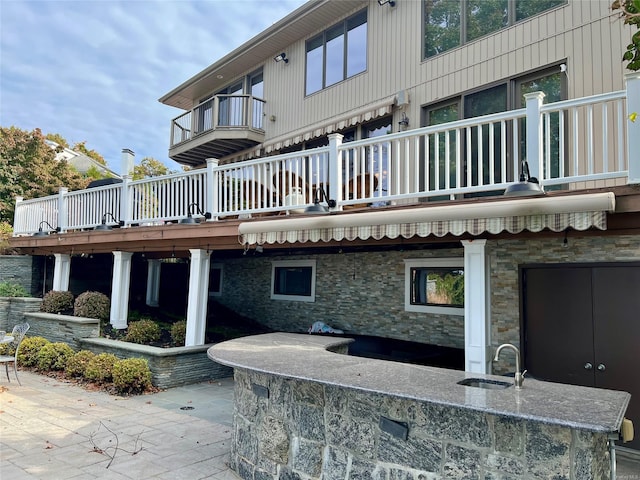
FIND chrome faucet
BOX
[494,344,526,389]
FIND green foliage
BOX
[0,221,17,254]
[74,291,110,321]
[64,350,96,378]
[45,133,69,149]
[124,319,161,345]
[85,353,118,382]
[0,127,89,223]
[112,358,152,394]
[36,342,74,371]
[17,336,50,366]
[72,141,106,165]
[0,281,29,297]
[432,271,465,306]
[132,157,175,180]
[613,0,640,71]
[170,320,187,346]
[40,290,74,314]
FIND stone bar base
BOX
[231,368,611,480]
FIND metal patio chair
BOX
[0,322,30,385]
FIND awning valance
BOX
[239,192,615,245]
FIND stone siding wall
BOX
[24,312,99,349]
[1,297,42,331]
[0,255,43,297]
[231,369,610,480]
[218,248,465,349]
[80,338,233,389]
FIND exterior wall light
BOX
[179,203,212,224]
[304,187,336,215]
[398,112,409,129]
[32,220,60,237]
[503,161,545,197]
[274,52,288,63]
[94,212,124,231]
[378,0,396,6]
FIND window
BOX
[405,258,464,315]
[424,0,565,59]
[209,263,223,297]
[271,260,316,302]
[306,10,367,95]
[422,65,566,194]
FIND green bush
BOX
[17,336,50,366]
[0,281,29,297]
[40,290,74,314]
[65,350,95,378]
[112,358,152,394]
[170,320,187,346]
[124,319,161,345]
[84,353,118,382]
[74,291,110,321]
[36,342,74,371]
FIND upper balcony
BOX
[10,74,640,249]
[169,94,266,166]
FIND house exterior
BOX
[45,140,121,178]
[9,0,640,454]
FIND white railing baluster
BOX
[587,104,594,175]
[602,103,609,173]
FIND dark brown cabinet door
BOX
[523,264,640,451]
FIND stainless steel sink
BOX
[457,378,512,389]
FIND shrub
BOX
[40,290,74,314]
[170,320,187,346]
[112,358,152,394]
[124,319,161,345]
[17,336,50,366]
[36,342,74,371]
[85,353,118,382]
[0,281,29,297]
[74,291,110,321]
[65,350,95,378]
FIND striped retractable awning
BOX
[239,192,615,246]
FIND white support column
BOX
[626,72,640,184]
[524,91,545,182]
[52,254,71,291]
[185,249,211,346]
[110,251,133,329]
[462,239,491,374]
[145,259,161,307]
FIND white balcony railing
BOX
[13,74,640,236]
[170,94,266,147]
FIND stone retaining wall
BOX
[231,368,609,480]
[1,297,43,331]
[24,312,99,349]
[80,338,233,389]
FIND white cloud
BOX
[0,0,307,173]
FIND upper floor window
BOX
[424,0,565,59]
[306,9,367,95]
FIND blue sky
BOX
[0,0,307,174]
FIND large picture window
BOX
[271,260,316,302]
[405,258,464,315]
[424,0,565,59]
[306,10,367,95]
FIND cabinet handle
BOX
[597,363,606,372]
[584,362,593,370]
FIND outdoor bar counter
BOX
[208,332,630,479]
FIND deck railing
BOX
[13,74,640,236]
[170,94,266,148]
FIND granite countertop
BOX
[208,332,630,434]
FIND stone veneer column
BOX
[52,253,71,291]
[462,239,490,373]
[185,249,210,346]
[145,259,161,307]
[110,251,133,329]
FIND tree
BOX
[0,127,89,223]
[132,157,175,180]
[45,133,69,149]
[613,0,640,71]
[72,140,106,165]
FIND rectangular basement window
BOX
[271,259,316,302]
[404,258,464,315]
